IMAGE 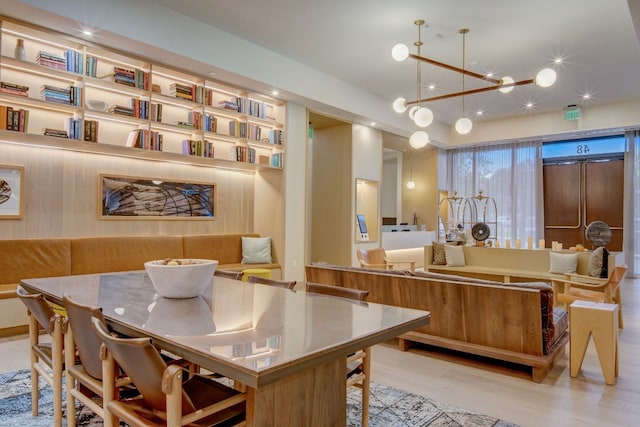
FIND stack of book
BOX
[0,82,28,96]
[219,99,239,111]
[130,98,149,119]
[270,152,284,168]
[65,50,84,74]
[41,85,82,106]
[228,120,248,138]
[228,145,256,163]
[268,129,284,145]
[66,117,83,140]
[194,86,213,105]
[238,98,268,119]
[36,51,66,70]
[188,111,202,129]
[0,105,29,131]
[85,56,98,77]
[43,128,68,138]
[102,67,149,90]
[126,129,163,150]
[84,119,98,142]
[181,139,214,157]
[203,114,217,133]
[170,83,194,101]
[150,103,162,122]
[249,124,261,141]
[109,104,135,117]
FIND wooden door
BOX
[543,159,623,251]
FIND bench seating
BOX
[424,245,623,284]
[305,263,569,383]
[0,234,280,336]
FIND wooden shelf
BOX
[0,130,282,171]
[0,17,286,173]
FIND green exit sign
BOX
[564,108,581,121]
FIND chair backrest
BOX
[610,265,627,285]
[356,248,387,267]
[247,275,296,290]
[16,285,57,334]
[214,269,243,280]
[305,282,369,301]
[63,294,106,379]
[91,317,196,415]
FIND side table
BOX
[570,300,619,385]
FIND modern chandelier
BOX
[392,20,557,144]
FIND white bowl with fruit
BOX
[144,258,218,298]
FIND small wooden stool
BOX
[570,300,619,385]
[242,268,272,281]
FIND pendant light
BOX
[454,29,472,135]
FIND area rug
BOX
[0,369,518,426]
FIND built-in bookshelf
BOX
[0,17,286,169]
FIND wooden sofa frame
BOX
[305,264,569,383]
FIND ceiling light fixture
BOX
[454,29,472,135]
[392,20,558,136]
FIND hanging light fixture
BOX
[406,156,416,189]
[394,20,432,149]
[391,20,558,137]
[454,29,472,135]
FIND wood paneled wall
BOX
[0,142,258,239]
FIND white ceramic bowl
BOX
[144,259,218,298]
[85,99,109,111]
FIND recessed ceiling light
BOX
[475,110,484,116]
[82,30,92,36]
[370,121,376,126]
[271,89,279,96]
[554,57,563,65]
[582,93,591,100]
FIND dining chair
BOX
[305,282,371,427]
[91,316,246,427]
[16,285,66,427]
[247,275,297,290]
[555,265,627,328]
[214,269,244,280]
[63,294,137,427]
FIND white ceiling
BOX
[149,0,640,127]
[4,0,640,146]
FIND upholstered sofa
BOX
[0,234,280,336]
[424,245,623,284]
[305,263,569,382]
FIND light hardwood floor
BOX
[2,278,638,427]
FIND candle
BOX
[538,239,545,249]
[527,236,533,249]
[552,241,558,251]
[505,240,511,249]
[557,243,563,250]
[515,238,521,249]
[494,240,500,248]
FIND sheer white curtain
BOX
[446,141,543,244]
[624,130,639,277]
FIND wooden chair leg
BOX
[52,316,64,427]
[65,329,77,427]
[27,314,39,417]
[361,347,371,427]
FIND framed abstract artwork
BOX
[0,164,24,219]
[100,174,215,219]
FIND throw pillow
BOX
[432,242,446,265]
[444,244,465,267]
[241,236,272,264]
[548,252,579,274]
[588,246,609,278]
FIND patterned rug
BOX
[0,369,518,426]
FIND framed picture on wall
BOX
[99,174,216,219]
[0,164,24,219]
